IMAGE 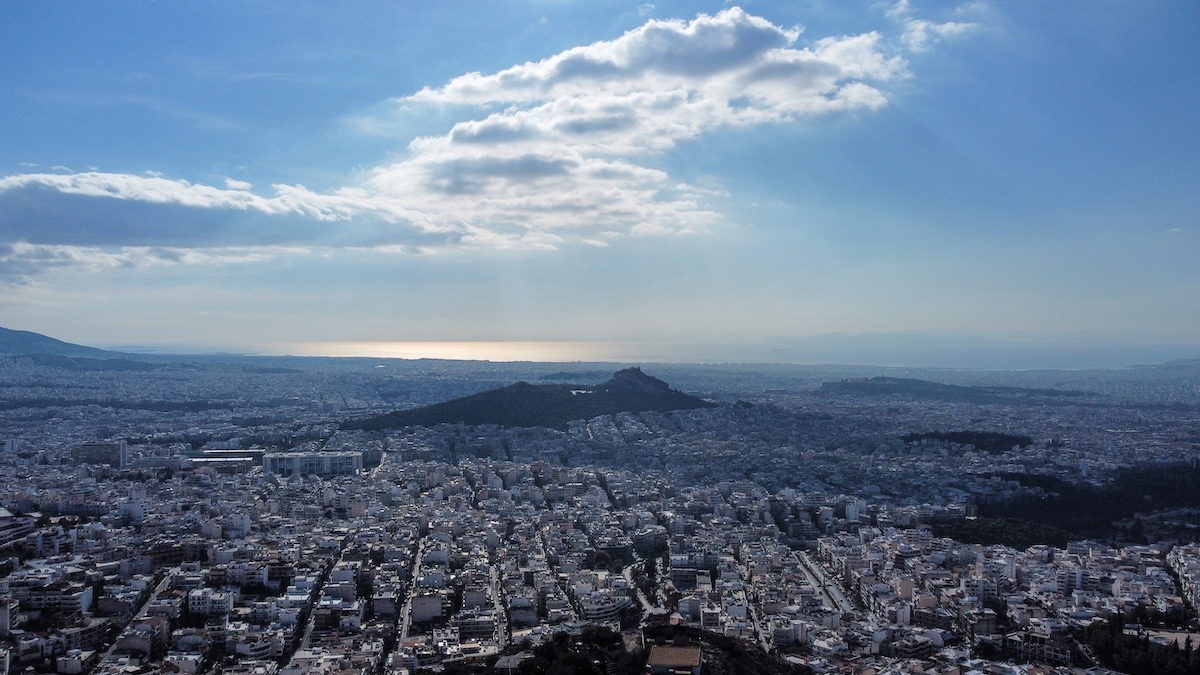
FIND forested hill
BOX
[819,376,1096,404]
[346,367,715,431]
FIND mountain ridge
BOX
[0,326,112,357]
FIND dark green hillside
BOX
[346,367,715,431]
[940,464,1200,548]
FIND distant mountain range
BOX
[347,367,715,431]
[0,326,112,357]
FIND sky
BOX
[1,1,1198,366]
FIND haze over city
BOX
[1,1,1197,366]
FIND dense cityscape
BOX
[3,350,1200,675]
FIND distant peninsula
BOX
[346,367,715,431]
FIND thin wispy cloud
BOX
[0,5,963,278]
[0,172,351,219]
[886,0,979,53]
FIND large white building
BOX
[262,451,362,477]
[0,509,34,547]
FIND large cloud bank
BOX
[0,6,972,276]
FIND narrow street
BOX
[490,563,508,649]
[399,540,427,639]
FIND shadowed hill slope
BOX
[0,326,112,357]
[346,367,715,431]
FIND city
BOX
[3,352,1200,675]
[4,1,1198,674]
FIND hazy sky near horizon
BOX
[1,1,1198,358]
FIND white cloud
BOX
[887,0,979,53]
[1,6,956,264]
[0,171,360,221]
[0,241,291,281]
[359,7,902,239]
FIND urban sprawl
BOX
[2,357,1200,675]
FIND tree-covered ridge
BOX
[345,367,715,431]
[932,464,1200,549]
[819,376,1096,404]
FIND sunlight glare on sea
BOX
[274,341,683,362]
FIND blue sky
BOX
[1,1,1197,365]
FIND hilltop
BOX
[346,367,715,431]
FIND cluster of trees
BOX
[933,516,1077,550]
[511,627,644,675]
[1124,603,1194,630]
[966,463,1200,547]
[631,554,657,600]
[901,431,1033,454]
[929,463,1200,549]
[1085,617,1200,675]
[456,624,813,675]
